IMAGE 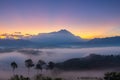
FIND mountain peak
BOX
[57,29,71,34]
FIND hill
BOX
[56,54,120,70]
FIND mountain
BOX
[0,30,120,48]
[27,29,84,45]
[87,36,120,46]
[57,36,120,48]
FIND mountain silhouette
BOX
[0,30,120,48]
[87,36,120,45]
[27,29,84,44]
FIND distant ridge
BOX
[88,36,120,44]
[0,30,120,48]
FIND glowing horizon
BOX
[0,28,120,39]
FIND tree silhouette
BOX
[48,61,55,70]
[35,63,42,74]
[35,60,46,74]
[47,61,55,76]
[25,59,34,75]
[11,61,18,75]
[38,60,46,66]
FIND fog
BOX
[0,47,120,79]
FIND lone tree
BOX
[38,60,46,66]
[47,61,55,76]
[11,61,18,75]
[25,59,34,75]
[35,63,42,74]
[35,60,46,74]
[48,61,55,70]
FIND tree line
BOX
[11,59,55,75]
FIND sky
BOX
[0,0,120,39]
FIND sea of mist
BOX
[0,46,120,79]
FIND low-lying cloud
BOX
[17,49,43,56]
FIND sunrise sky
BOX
[0,0,120,39]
